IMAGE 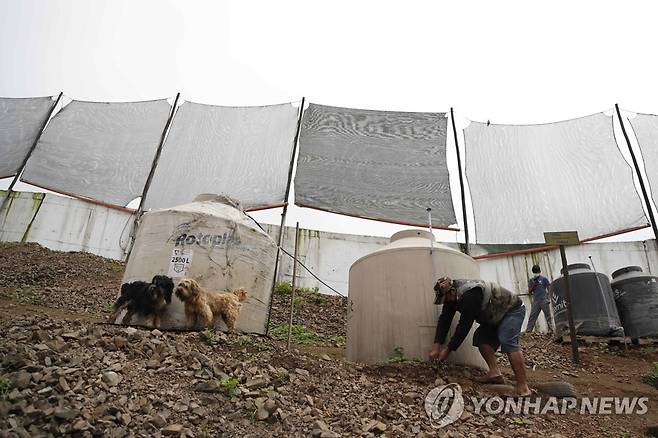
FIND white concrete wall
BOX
[1,190,133,260]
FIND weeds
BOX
[386,347,419,364]
[270,324,321,344]
[103,303,114,314]
[642,362,658,389]
[199,328,218,345]
[220,377,241,398]
[274,371,290,386]
[0,375,12,398]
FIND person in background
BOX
[525,264,553,333]
[429,277,531,397]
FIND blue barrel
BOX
[551,263,623,336]
[611,266,658,339]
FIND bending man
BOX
[429,277,531,396]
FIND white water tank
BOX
[120,194,277,333]
[347,229,486,368]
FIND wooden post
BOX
[266,97,305,335]
[1,92,63,213]
[559,245,580,364]
[615,104,658,240]
[450,108,469,254]
[287,222,300,350]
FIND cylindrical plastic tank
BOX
[550,263,623,336]
[611,266,658,339]
[347,229,486,369]
[120,194,277,333]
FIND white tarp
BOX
[143,101,300,211]
[628,113,658,211]
[0,97,54,178]
[465,113,647,243]
[22,99,171,207]
[295,103,455,227]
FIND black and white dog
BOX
[112,275,174,327]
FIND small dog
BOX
[112,275,175,327]
[174,278,247,330]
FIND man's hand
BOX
[437,347,450,362]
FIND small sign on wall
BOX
[543,231,580,246]
[168,247,193,278]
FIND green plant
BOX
[270,324,321,344]
[0,375,12,398]
[220,377,240,398]
[274,281,292,295]
[103,303,114,314]
[293,296,304,307]
[386,347,412,364]
[199,328,217,345]
[328,335,346,346]
[642,362,658,389]
[275,371,290,386]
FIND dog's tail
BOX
[113,283,133,310]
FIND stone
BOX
[124,327,138,336]
[244,378,268,390]
[162,424,184,435]
[313,420,330,431]
[294,368,310,376]
[194,381,222,393]
[102,371,121,387]
[402,392,420,405]
[14,372,31,389]
[320,354,331,361]
[256,408,270,421]
[264,399,277,413]
[72,419,89,431]
[54,407,77,420]
[58,376,70,392]
[151,329,163,337]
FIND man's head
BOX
[531,264,541,275]
[434,276,457,304]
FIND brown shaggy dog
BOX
[174,278,247,330]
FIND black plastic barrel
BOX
[611,266,658,339]
[550,263,623,336]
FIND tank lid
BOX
[612,266,643,279]
[193,193,242,209]
[560,263,591,275]
[391,229,435,243]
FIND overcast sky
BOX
[2,0,658,242]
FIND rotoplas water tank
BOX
[611,266,658,339]
[550,263,622,336]
[347,229,487,369]
[119,194,277,333]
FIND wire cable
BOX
[244,212,347,298]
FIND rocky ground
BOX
[1,243,657,437]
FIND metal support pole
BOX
[559,245,580,364]
[427,207,437,289]
[450,108,469,254]
[266,97,305,335]
[615,104,658,240]
[1,92,63,214]
[125,92,180,259]
[287,222,300,350]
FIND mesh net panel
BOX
[295,103,455,226]
[0,97,54,178]
[464,113,647,244]
[628,113,658,210]
[143,101,299,211]
[22,99,171,207]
